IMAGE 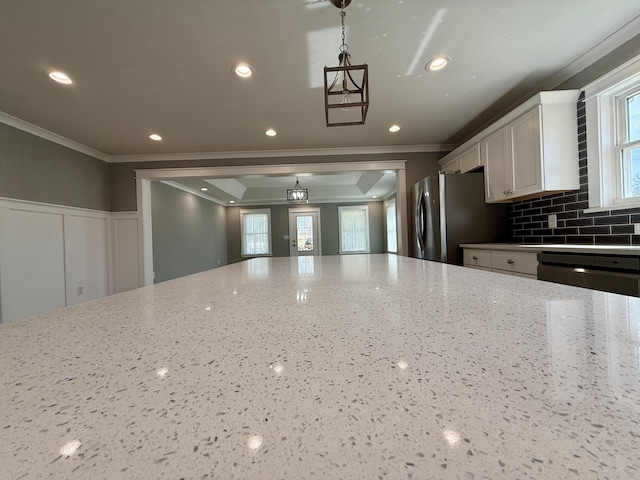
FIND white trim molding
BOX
[0,111,110,162]
[584,52,640,209]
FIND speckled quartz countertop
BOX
[461,243,640,255]
[2,254,640,479]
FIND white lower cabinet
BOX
[463,247,538,279]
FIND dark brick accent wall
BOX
[508,91,640,246]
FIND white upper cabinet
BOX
[439,90,580,202]
[440,156,460,174]
[458,144,481,172]
[483,91,579,202]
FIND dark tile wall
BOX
[508,91,640,246]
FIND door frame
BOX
[288,207,321,257]
[135,160,407,286]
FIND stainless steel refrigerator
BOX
[412,172,508,264]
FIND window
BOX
[338,205,370,253]
[240,209,272,256]
[385,198,397,253]
[618,89,640,198]
[585,53,640,210]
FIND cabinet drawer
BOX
[463,249,492,269]
[491,251,538,275]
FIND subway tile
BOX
[523,236,542,244]
[542,236,567,244]
[578,159,587,168]
[572,201,589,211]
[632,214,640,223]
[541,205,564,214]
[552,194,578,205]
[514,216,532,224]
[566,217,593,227]
[611,225,634,234]
[553,227,579,235]
[532,228,554,236]
[531,198,552,208]
[565,235,595,244]
[577,193,589,202]
[558,211,578,220]
[616,207,640,214]
[513,202,530,211]
[593,214,630,225]
[524,222,542,230]
[594,235,631,245]
[632,235,640,245]
[532,214,548,223]
[579,226,611,235]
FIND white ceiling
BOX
[2,1,640,203]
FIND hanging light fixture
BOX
[287,177,309,203]
[324,0,369,127]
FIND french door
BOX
[288,208,321,257]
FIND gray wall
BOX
[226,201,384,264]
[0,123,110,210]
[151,182,227,282]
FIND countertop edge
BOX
[460,243,640,255]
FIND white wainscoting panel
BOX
[66,214,110,305]
[0,207,66,322]
[111,213,141,293]
[0,199,142,324]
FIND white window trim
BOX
[338,205,371,254]
[585,52,640,211]
[240,208,272,257]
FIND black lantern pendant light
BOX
[324,0,369,127]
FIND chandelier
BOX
[287,177,309,203]
[324,0,369,127]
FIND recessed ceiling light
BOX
[234,64,253,78]
[426,56,451,71]
[372,195,378,199]
[149,134,162,141]
[200,187,208,191]
[48,70,72,85]
[265,129,277,137]
[389,125,400,132]
[229,200,236,204]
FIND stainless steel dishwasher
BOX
[537,252,640,296]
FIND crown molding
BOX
[540,13,640,91]
[0,111,110,162]
[0,110,453,163]
[109,144,454,163]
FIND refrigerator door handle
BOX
[417,193,427,254]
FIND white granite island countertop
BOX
[1,254,640,479]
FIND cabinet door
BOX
[482,127,510,202]
[440,157,460,174]
[458,144,481,173]
[510,107,542,197]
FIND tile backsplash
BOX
[508,91,640,246]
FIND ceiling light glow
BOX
[265,129,277,137]
[201,187,208,191]
[149,134,162,141]
[229,200,236,204]
[389,125,400,132]
[234,64,253,78]
[48,71,72,85]
[427,56,451,71]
